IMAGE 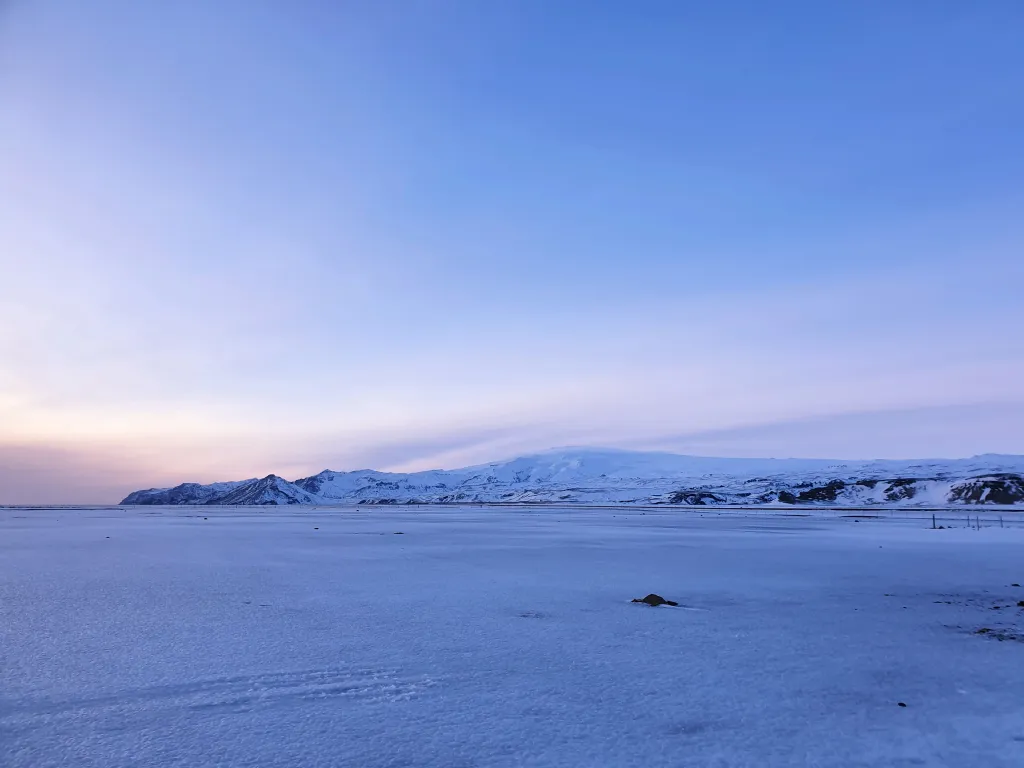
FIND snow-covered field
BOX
[3,506,1024,767]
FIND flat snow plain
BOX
[2,506,1023,767]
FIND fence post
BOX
[932,514,936,529]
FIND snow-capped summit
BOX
[120,449,1024,507]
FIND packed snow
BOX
[121,448,1024,507]
[3,505,1024,767]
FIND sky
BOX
[2,1,1024,503]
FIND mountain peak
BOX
[121,449,1024,507]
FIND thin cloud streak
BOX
[5,402,1024,504]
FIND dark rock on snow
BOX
[797,480,847,502]
[666,491,726,505]
[949,474,1024,505]
[632,593,679,607]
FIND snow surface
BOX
[3,506,1024,767]
[122,448,1024,507]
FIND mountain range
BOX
[121,448,1024,507]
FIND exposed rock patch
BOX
[797,480,847,502]
[949,474,1024,504]
[632,593,679,607]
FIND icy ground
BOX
[2,507,1024,767]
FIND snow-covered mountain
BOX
[120,448,1024,507]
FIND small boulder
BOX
[632,593,679,607]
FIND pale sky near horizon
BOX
[2,1,1024,503]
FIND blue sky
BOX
[2,1,1023,502]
